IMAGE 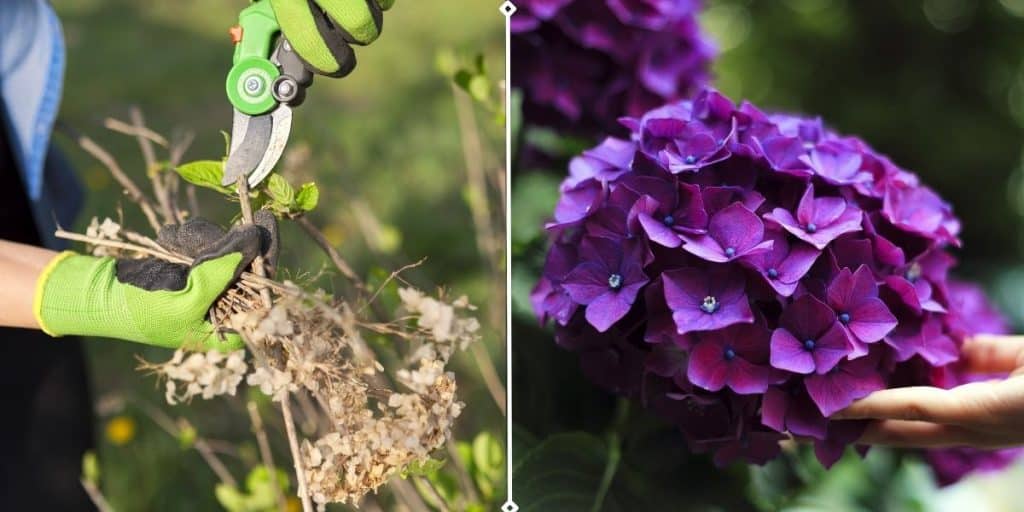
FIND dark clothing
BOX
[0,113,95,510]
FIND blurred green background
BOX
[511,0,1024,510]
[52,1,504,510]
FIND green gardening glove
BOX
[270,0,395,77]
[34,212,279,352]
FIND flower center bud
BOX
[805,223,818,234]
[839,312,851,324]
[700,295,720,314]
[723,347,736,361]
[724,247,736,258]
[663,215,675,226]
[803,339,816,351]
[905,263,922,283]
[684,155,696,165]
[608,273,623,290]
[766,268,779,279]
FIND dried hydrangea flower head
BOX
[147,286,480,506]
[511,0,715,136]
[532,86,1020,480]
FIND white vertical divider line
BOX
[500,2,517,511]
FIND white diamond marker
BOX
[501,501,520,512]
[500,1,517,17]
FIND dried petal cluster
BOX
[230,288,475,506]
[147,349,248,405]
[149,285,478,506]
[511,0,715,136]
[532,87,1019,479]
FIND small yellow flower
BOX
[285,496,301,512]
[105,416,136,446]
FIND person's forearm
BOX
[0,240,60,330]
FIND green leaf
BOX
[295,182,320,212]
[176,160,233,194]
[512,432,627,512]
[266,174,296,208]
[220,130,232,157]
[81,451,100,485]
[402,457,447,478]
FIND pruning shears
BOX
[223,0,313,188]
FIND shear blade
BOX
[222,106,293,187]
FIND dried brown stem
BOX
[53,229,301,297]
[58,123,162,232]
[237,179,274,308]
[416,476,451,512]
[281,397,313,512]
[450,86,507,415]
[103,117,168,147]
[473,341,506,416]
[249,401,287,512]
[294,215,361,286]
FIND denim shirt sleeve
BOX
[0,0,81,248]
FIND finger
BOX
[315,0,383,44]
[271,0,357,76]
[832,386,967,423]
[961,334,1024,375]
[858,420,979,448]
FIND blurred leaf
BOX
[176,160,233,194]
[82,451,100,485]
[417,470,460,509]
[295,182,320,212]
[510,173,560,247]
[472,432,504,499]
[435,49,459,76]
[454,70,474,93]
[512,431,626,512]
[468,75,491,103]
[215,484,248,512]
[748,456,797,511]
[216,466,289,512]
[178,423,197,449]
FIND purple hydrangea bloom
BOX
[512,0,715,136]
[532,86,1022,478]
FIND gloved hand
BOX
[270,0,395,77]
[34,211,279,352]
